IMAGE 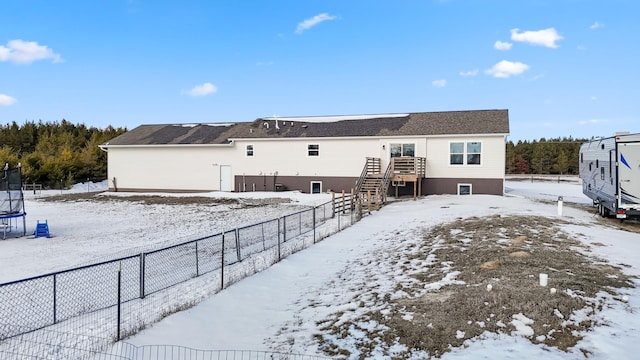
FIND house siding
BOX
[103,110,509,195]
[423,178,504,196]
[107,146,233,191]
[235,175,357,193]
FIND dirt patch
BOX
[315,215,636,358]
[37,192,292,207]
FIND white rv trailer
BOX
[579,133,640,220]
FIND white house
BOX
[100,109,510,196]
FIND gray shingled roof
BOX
[104,109,509,146]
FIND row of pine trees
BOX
[0,120,126,188]
[1,120,586,189]
[506,137,587,175]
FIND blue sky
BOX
[1,0,638,141]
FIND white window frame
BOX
[457,183,472,195]
[307,144,320,157]
[246,144,254,157]
[310,181,322,194]
[449,141,482,166]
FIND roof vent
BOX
[263,122,269,129]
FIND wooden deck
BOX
[390,157,426,199]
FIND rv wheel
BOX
[597,204,602,216]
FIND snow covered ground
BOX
[2,180,639,359]
[1,181,332,283]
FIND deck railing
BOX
[391,157,426,177]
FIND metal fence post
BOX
[139,252,145,299]
[53,273,57,324]
[195,241,199,277]
[313,207,316,244]
[277,218,281,262]
[221,231,225,289]
[235,228,241,262]
[117,262,122,341]
[261,222,266,251]
[283,216,287,243]
[331,192,335,218]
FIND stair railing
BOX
[355,157,380,194]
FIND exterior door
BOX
[618,142,640,206]
[220,165,232,192]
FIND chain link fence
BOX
[0,198,360,358]
[0,326,330,360]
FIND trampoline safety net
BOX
[1,167,24,215]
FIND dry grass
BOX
[37,192,292,206]
[316,215,636,358]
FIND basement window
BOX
[311,181,322,194]
[308,144,319,157]
[458,184,472,195]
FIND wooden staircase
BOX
[355,158,392,210]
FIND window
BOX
[450,141,481,165]
[390,143,415,157]
[609,150,613,178]
[246,145,254,157]
[458,184,472,195]
[466,142,481,165]
[310,181,322,194]
[450,142,464,165]
[308,144,319,157]
[600,167,605,180]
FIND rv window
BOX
[580,153,583,163]
[601,144,605,150]
[609,151,613,178]
[596,159,599,168]
[589,163,592,171]
[600,167,605,180]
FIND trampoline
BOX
[1,165,27,239]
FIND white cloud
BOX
[459,69,478,77]
[295,13,337,34]
[187,82,217,97]
[431,79,447,88]
[510,28,563,48]
[485,60,530,78]
[577,45,587,51]
[0,39,62,64]
[494,41,512,51]
[590,22,604,30]
[0,94,17,106]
